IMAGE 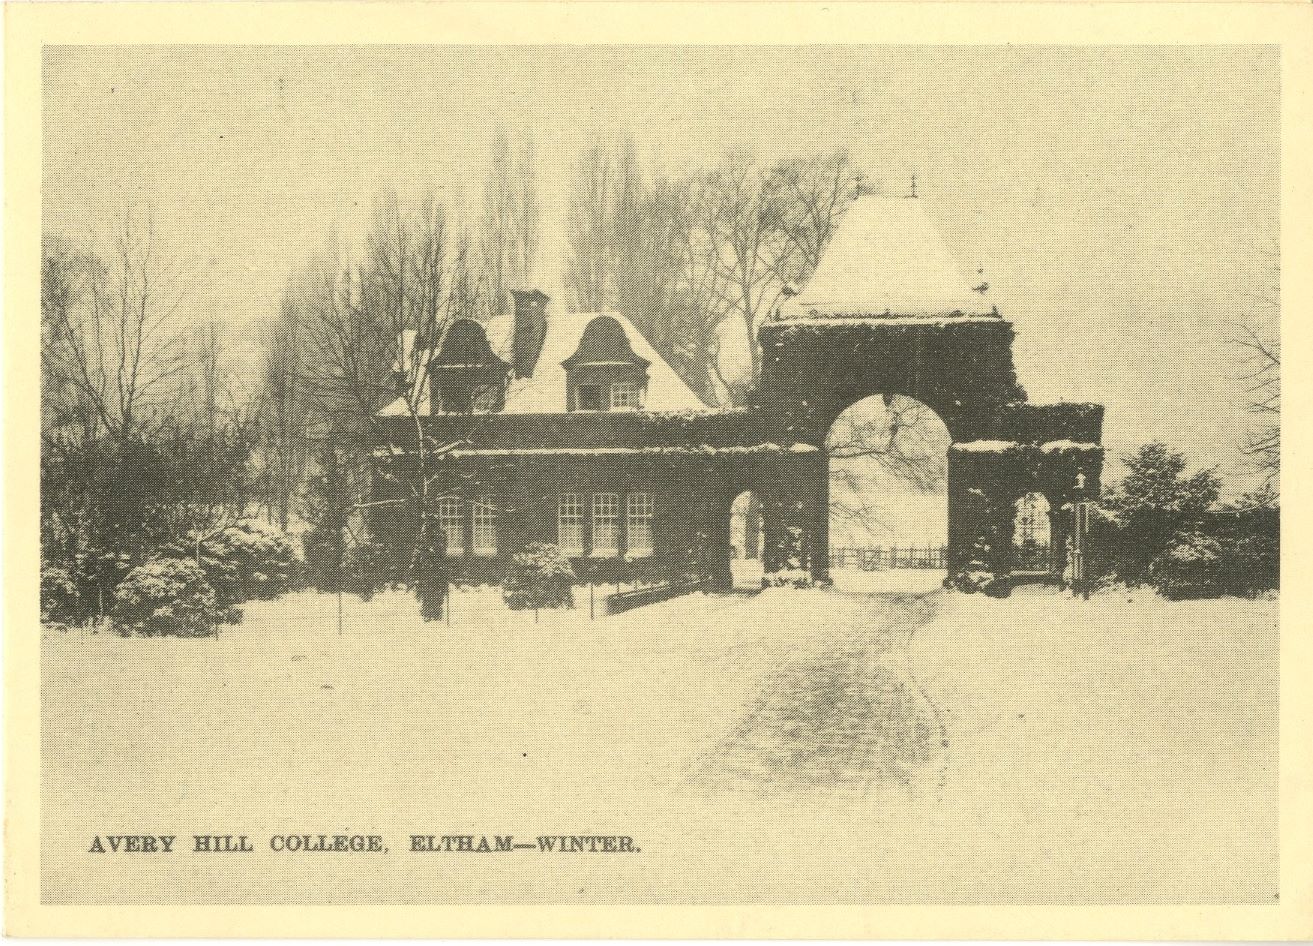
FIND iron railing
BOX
[828,546,947,570]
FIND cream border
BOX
[5,2,1312,938]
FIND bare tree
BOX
[766,151,862,285]
[826,396,950,539]
[690,151,861,389]
[41,210,190,443]
[257,296,314,529]
[288,191,488,619]
[481,129,540,317]
[560,144,945,539]
[186,317,224,434]
[1227,245,1280,489]
[1236,324,1279,484]
[41,241,99,442]
[691,152,792,386]
[517,135,540,290]
[565,141,623,313]
[564,141,737,402]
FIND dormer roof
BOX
[561,315,652,370]
[432,318,511,370]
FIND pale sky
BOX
[43,45,1280,487]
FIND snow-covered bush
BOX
[947,566,1001,596]
[1085,444,1278,599]
[110,558,222,637]
[210,520,301,601]
[945,540,1009,597]
[1218,529,1279,598]
[159,520,301,621]
[1088,442,1220,588]
[762,568,813,589]
[503,543,576,612]
[1150,534,1225,601]
[40,565,80,625]
[756,522,816,589]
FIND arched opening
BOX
[1012,491,1054,574]
[729,490,764,591]
[825,394,950,592]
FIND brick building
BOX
[373,196,1105,594]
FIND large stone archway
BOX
[742,196,1104,595]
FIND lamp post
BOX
[1071,473,1093,600]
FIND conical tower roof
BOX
[782,196,996,320]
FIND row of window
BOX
[432,492,654,557]
[559,492,652,556]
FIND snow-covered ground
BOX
[830,566,946,594]
[41,582,1277,904]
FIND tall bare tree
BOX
[285,191,488,618]
[257,295,314,530]
[562,144,956,542]
[691,152,792,385]
[1228,246,1280,489]
[185,317,224,434]
[517,136,540,290]
[481,129,540,317]
[41,210,190,444]
[566,139,635,313]
[565,145,862,401]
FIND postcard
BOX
[5,2,1312,939]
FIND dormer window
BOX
[562,316,651,414]
[610,381,640,411]
[429,319,510,415]
[439,381,503,414]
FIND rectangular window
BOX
[472,495,497,555]
[592,493,619,556]
[576,384,603,411]
[610,381,640,410]
[627,492,653,555]
[558,494,583,555]
[438,496,464,554]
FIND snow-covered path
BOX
[696,591,948,796]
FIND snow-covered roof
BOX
[780,196,996,320]
[377,308,711,417]
[500,310,708,413]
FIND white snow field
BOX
[41,579,1278,905]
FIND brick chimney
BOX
[509,289,549,379]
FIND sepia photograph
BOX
[8,8,1308,935]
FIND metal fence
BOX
[829,544,1057,572]
[829,546,947,571]
[1012,542,1056,573]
